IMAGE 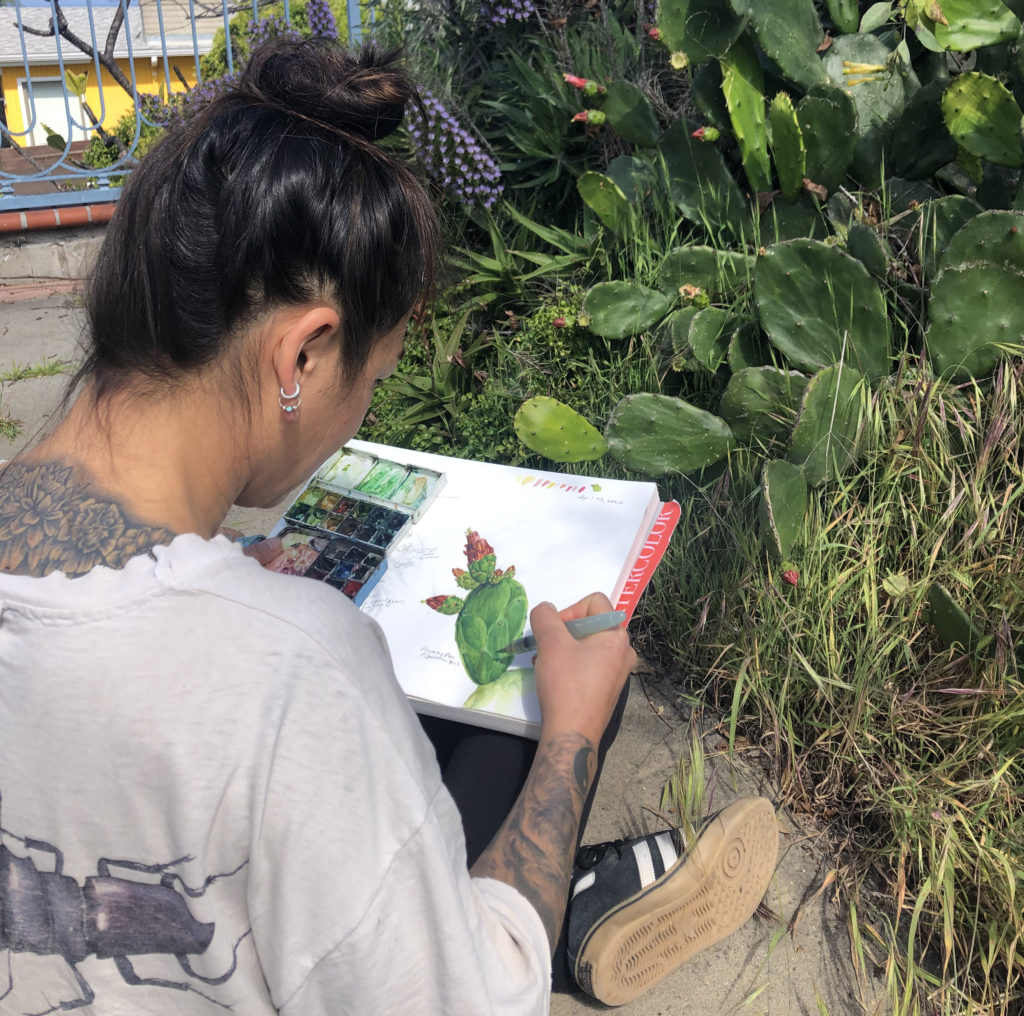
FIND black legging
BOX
[418,681,631,994]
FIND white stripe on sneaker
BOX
[654,832,678,872]
[572,871,596,898]
[632,839,657,888]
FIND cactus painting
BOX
[424,529,530,687]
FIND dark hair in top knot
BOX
[81,37,441,404]
[242,38,411,143]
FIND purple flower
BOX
[480,0,534,26]
[406,90,502,209]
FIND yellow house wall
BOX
[2,54,199,139]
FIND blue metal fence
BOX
[0,0,367,211]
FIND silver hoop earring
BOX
[278,383,302,414]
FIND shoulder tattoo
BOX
[0,460,175,577]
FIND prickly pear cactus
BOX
[657,0,748,63]
[605,155,659,205]
[583,281,672,339]
[924,263,1024,380]
[754,238,892,381]
[578,172,633,234]
[725,0,828,91]
[758,458,807,561]
[914,195,982,282]
[424,530,529,685]
[936,209,1024,274]
[721,35,771,194]
[886,80,958,180]
[769,92,805,201]
[660,120,751,238]
[656,245,751,297]
[787,364,867,485]
[514,396,608,463]
[942,72,1024,167]
[796,86,857,192]
[719,366,808,444]
[605,393,735,476]
[603,81,660,147]
[845,223,890,279]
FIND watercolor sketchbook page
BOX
[347,440,671,739]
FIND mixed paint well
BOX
[267,448,445,605]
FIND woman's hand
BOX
[530,592,636,747]
[217,527,284,567]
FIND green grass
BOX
[0,357,71,384]
[651,358,1024,1015]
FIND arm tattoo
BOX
[470,731,596,951]
[0,460,175,577]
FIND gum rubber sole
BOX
[575,797,779,1007]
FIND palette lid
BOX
[315,446,446,521]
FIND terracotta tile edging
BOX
[0,202,117,235]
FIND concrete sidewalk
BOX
[0,233,882,1016]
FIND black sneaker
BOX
[567,796,778,1006]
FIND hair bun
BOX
[242,39,413,142]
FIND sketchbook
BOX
[269,439,679,738]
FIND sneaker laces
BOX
[573,838,628,872]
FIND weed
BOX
[0,357,71,384]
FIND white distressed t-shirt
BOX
[0,534,550,1015]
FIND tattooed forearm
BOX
[0,460,174,577]
[471,731,596,950]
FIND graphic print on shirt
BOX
[0,792,250,1014]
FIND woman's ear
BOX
[271,305,342,394]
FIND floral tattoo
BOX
[0,461,174,577]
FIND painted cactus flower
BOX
[424,529,529,685]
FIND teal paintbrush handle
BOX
[501,609,626,656]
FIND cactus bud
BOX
[679,283,710,308]
[564,73,588,89]
[424,594,464,614]
[782,569,799,586]
[571,109,606,126]
[670,51,688,71]
[583,80,605,97]
[648,26,661,40]
[552,316,567,327]
[464,530,494,564]
[690,125,720,142]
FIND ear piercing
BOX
[279,383,302,414]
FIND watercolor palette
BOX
[317,447,444,520]
[266,448,445,605]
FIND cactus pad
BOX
[578,172,633,234]
[927,582,985,654]
[656,245,750,296]
[661,120,751,237]
[726,0,828,90]
[936,209,1024,274]
[924,262,1024,380]
[583,282,672,339]
[797,86,857,191]
[514,396,608,463]
[845,223,890,279]
[720,366,809,444]
[758,458,807,560]
[942,72,1024,167]
[914,195,983,281]
[754,238,892,381]
[425,530,529,685]
[606,155,659,205]
[769,92,806,201]
[926,0,1021,51]
[886,79,958,180]
[721,35,771,194]
[604,81,661,148]
[686,307,732,372]
[657,0,748,62]
[787,364,867,485]
[606,393,735,476]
